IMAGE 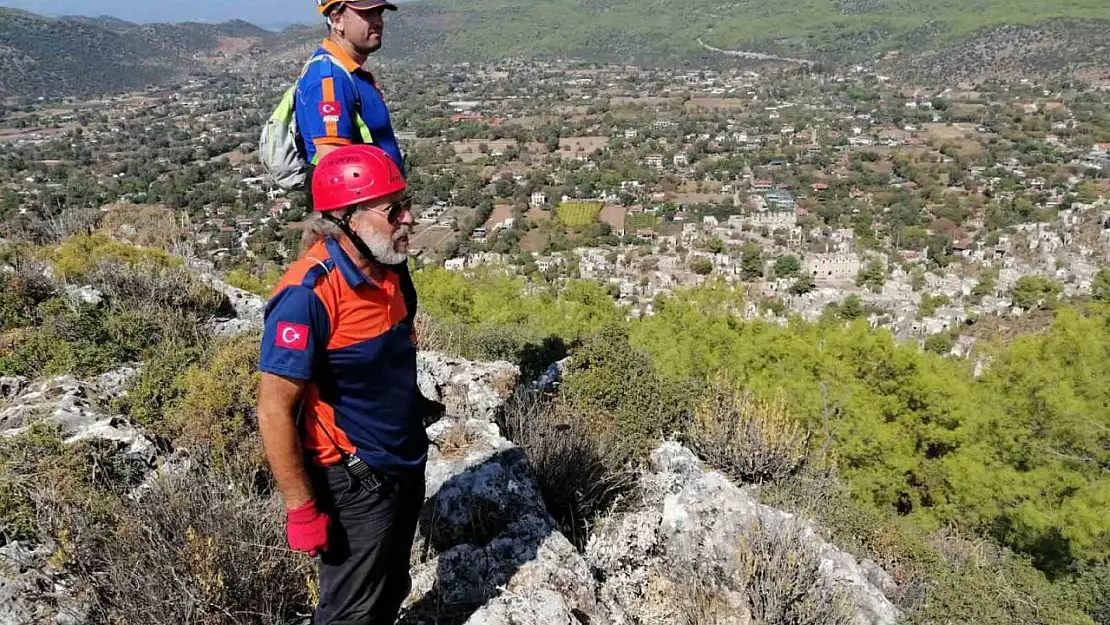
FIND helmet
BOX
[311,145,405,213]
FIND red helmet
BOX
[311,145,406,213]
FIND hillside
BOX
[2,0,1108,98]
[374,0,1110,65]
[0,9,269,99]
[0,228,1106,623]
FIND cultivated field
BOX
[557,201,603,227]
[600,204,628,232]
[626,212,659,231]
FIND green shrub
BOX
[113,343,207,428]
[158,333,262,468]
[560,322,693,464]
[762,472,1095,625]
[51,233,180,279]
[0,270,56,331]
[224,267,282,297]
[0,297,210,379]
[923,332,952,354]
[0,424,144,543]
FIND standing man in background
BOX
[296,0,417,328]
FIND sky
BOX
[0,0,324,29]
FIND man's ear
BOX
[328,7,344,33]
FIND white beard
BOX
[355,224,409,266]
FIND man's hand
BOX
[286,500,331,556]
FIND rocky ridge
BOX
[2,312,899,624]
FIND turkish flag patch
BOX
[319,101,341,117]
[275,322,310,351]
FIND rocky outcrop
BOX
[0,541,88,625]
[416,353,519,422]
[586,442,900,625]
[404,417,598,625]
[0,372,153,462]
[1,352,901,625]
[193,268,266,337]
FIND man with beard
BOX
[257,145,423,625]
[296,0,418,330]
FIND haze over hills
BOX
[381,0,1110,63]
[0,0,317,24]
[0,8,276,98]
[1,0,1109,99]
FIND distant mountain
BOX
[2,0,1108,99]
[0,9,270,98]
[370,0,1110,68]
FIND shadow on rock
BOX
[400,419,596,625]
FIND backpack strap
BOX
[312,54,374,145]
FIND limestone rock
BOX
[0,375,156,463]
[0,541,88,625]
[94,365,140,401]
[191,267,266,336]
[416,353,519,422]
[63,285,103,306]
[402,417,597,625]
[0,376,27,401]
[586,442,900,625]
[531,357,571,392]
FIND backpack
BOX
[259,53,373,190]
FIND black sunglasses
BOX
[350,196,411,224]
[380,196,412,223]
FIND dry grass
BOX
[437,421,479,460]
[687,380,814,485]
[1,427,314,624]
[72,463,314,624]
[496,389,636,550]
[736,519,854,625]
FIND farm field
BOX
[557,201,603,227]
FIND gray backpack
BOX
[259,54,372,189]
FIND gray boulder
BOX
[0,376,27,401]
[586,442,900,625]
[0,541,88,625]
[416,353,519,422]
[403,417,598,625]
[0,374,155,463]
[62,285,103,306]
[190,265,266,335]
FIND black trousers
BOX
[304,163,418,327]
[311,465,425,625]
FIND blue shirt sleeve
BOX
[259,285,331,381]
[295,60,361,149]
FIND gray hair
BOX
[300,214,345,253]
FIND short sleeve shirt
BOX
[259,237,424,474]
[294,38,405,174]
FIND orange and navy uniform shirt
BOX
[258,237,425,474]
[294,38,405,174]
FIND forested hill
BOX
[374,0,1110,66]
[0,9,268,98]
[4,0,1110,99]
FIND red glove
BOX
[286,500,330,556]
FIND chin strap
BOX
[324,211,381,267]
